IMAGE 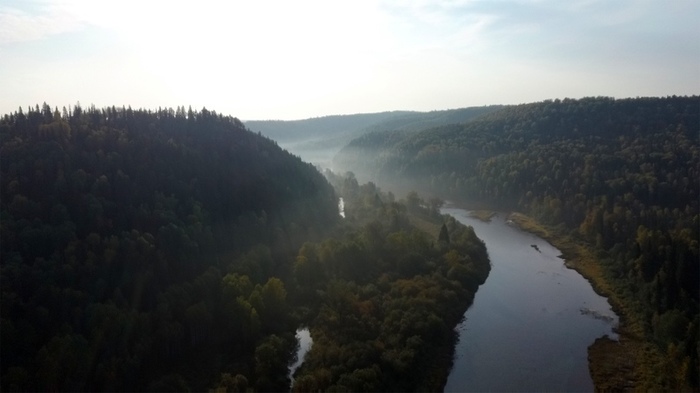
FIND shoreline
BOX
[505,211,668,391]
[441,202,669,390]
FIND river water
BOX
[288,328,312,385]
[442,208,618,392]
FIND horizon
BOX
[3,94,694,122]
[2,0,699,120]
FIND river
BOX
[288,328,312,385]
[441,207,618,392]
[287,198,343,388]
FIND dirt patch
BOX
[468,210,496,222]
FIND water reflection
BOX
[442,208,618,392]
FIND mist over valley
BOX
[2,0,698,390]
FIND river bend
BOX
[442,208,618,392]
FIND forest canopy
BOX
[0,104,340,391]
[288,172,490,392]
[0,104,491,392]
[334,95,700,389]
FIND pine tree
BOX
[438,223,450,244]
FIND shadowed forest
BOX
[1,96,698,391]
[0,105,489,391]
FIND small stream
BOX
[288,197,338,388]
[442,208,619,392]
[288,328,312,385]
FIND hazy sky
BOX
[1,0,698,120]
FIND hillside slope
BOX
[245,105,501,167]
[0,104,339,391]
[334,95,700,389]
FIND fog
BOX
[245,105,501,196]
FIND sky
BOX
[1,0,698,120]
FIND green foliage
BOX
[289,173,490,391]
[1,104,491,391]
[254,334,295,391]
[335,95,700,388]
[438,223,450,244]
[0,104,340,391]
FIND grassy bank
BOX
[408,214,441,239]
[507,212,671,391]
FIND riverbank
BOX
[406,212,485,390]
[506,212,669,391]
[468,210,496,222]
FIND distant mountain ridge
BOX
[245,105,502,167]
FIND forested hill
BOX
[246,112,412,144]
[334,95,700,389]
[245,105,501,167]
[0,104,339,391]
[335,96,698,190]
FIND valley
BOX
[1,95,697,391]
[249,95,700,391]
